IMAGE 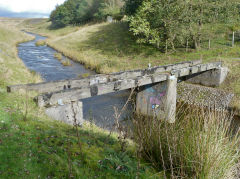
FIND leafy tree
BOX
[95,0,124,20]
[127,0,240,51]
[50,4,74,27]
[128,0,189,51]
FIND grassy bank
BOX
[20,19,240,104]
[0,19,157,178]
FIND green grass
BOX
[0,19,158,178]
[0,100,156,178]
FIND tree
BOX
[95,0,124,20]
[128,0,189,51]
[126,0,240,51]
[123,0,144,16]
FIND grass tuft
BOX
[35,40,46,46]
[133,104,240,179]
[61,59,72,66]
[54,52,62,61]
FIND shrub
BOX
[133,104,240,178]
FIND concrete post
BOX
[136,75,177,123]
[45,101,84,125]
[186,67,228,87]
[164,75,177,123]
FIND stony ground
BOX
[177,82,234,110]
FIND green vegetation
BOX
[54,52,62,61]
[50,0,124,28]
[127,0,239,51]
[80,73,90,78]
[134,105,240,178]
[35,40,46,46]
[0,19,158,178]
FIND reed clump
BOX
[35,40,46,46]
[61,59,72,66]
[54,52,62,61]
[133,104,240,179]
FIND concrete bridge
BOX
[7,60,229,124]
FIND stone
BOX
[186,67,229,87]
[45,101,84,125]
[107,16,113,23]
[177,82,234,110]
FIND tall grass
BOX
[133,104,240,179]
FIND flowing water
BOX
[18,32,132,129]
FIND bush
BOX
[133,104,240,178]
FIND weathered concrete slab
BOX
[7,60,202,93]
[45,101,84,125]
[185,67,228,87]
[37,74,169,107]
[171,62,222,77]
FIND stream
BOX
[18,32,132,129]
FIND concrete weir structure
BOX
[7,60,229,125]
